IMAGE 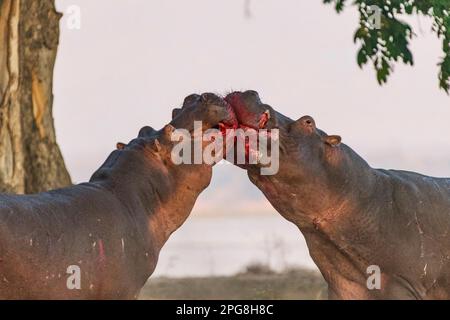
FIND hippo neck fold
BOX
[251,141,388,298]
[307,143,380,226]
[89,146,189,252]
[251,140,379,230]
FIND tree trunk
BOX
[0,0,71,194]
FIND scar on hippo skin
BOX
[97,239,106,266]
[116,142,126,150]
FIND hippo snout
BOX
[200,92,222,105]
[196,92,238,129]
[225,90,271,130]
[171,93,238,132]
[182,94,201,108]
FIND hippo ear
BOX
[151,139,161,153]
[172,108,182,119]
[116,142,126,150]
[323,135,341,147]
[139,126,155,138]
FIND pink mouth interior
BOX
[224,93,269,130]
[217,93,270,162]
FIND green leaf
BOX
[324,0,450,94]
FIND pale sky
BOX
[53,0,450,216]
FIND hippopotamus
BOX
[224,90,450,300]
[0,93,235,299]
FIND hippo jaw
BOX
[223,90,347,196]
[224,91,272,131]
[172,93,239,136]
[221,91,283,169]
[118,93,240,198]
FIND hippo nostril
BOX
[183,94,201,108]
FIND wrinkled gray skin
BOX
[226,90,450,300]
[0,93,232,299]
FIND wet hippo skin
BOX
[0,93,233,299]
[226,90,450,300]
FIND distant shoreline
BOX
[141,265,327,300]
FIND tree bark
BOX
[0,0,71,194]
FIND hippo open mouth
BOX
[224,92,270,131]
[218,91,273,163]
[216,99,239,134]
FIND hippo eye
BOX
[293,116,315,132]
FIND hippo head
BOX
[104,93,239,241]
[110,92,237,199]
[132,93,238,195]
[224,90,344,220]
[171,93,238,134]
[90,93,238,249]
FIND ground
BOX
[140,265,327,300]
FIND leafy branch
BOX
[324,0,450,93]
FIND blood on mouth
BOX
[216,93,272,163]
